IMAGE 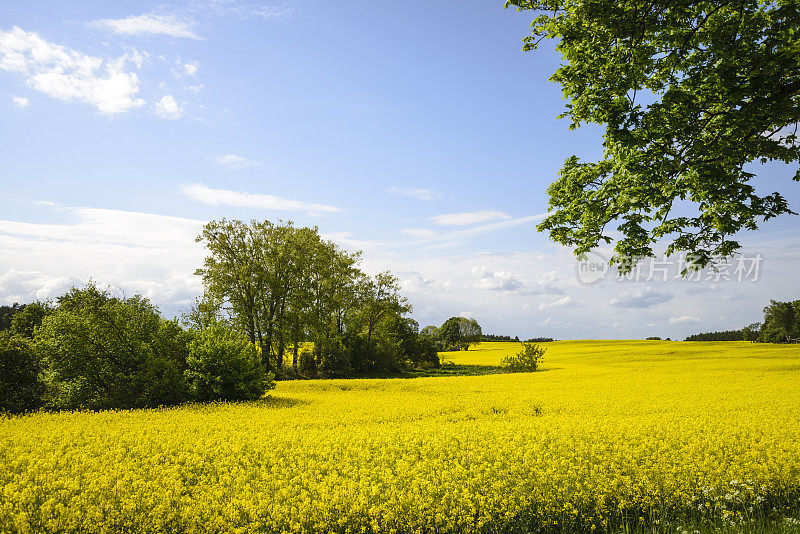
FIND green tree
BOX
[35,284,190,409]
[761,300,799,342]
[508,0,800,269]
[185,325,274,401]
[196,219,265,355]
[0,303,25,331]
[439,317,463,351]
[420,325,439,339]
[10,301,53,338]
[182,294,226,331]
[742,322,762,342]
[0,332,45,413]
[460,317,483,349]
[439,317,482,351]
[196,218,419,377]
[359,271,409,345]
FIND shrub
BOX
[417,337,440,368]
[501,342,546,372]
[35,284,190,410]
[0,332,45,413]
[186,326,274,401]
[319,341,352,378]
[144,320,193,406]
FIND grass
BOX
[1,341,799,533]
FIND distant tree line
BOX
[686,300,800,343]
[481,334,520,342]
[685,331,744,342]
[474,334,555,343]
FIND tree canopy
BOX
[439,317,482,351]
[508,0,800,269]
[195,219,429,375]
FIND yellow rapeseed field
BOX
[2,341,800,533]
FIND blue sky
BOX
[1,0,799,339]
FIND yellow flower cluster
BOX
[2,341,799,533]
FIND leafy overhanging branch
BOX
[507,0,800,271]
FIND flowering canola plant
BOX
[1,341,799,533]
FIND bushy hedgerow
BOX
[0,332,45,414]
[35,285,191,410]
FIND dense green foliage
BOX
[0,284,281,413]
[760,299,800,342]
[195,219,437,376]
[686,330,745,341]
[508,0,800,270]
[35,285,191,410]
[10,301,52,338]
[439,316,482,351]
[0,303,25,331]
[0,332,44,414]
[686,300,800,343]
[501,342,546,372]
[186,325,274,401]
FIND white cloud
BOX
[407,213,547,246]
[0,27,144,114]
[0,270,85,305]
[431,210,511,227]
[90,13,202,40]
[538,295,572,310]
[321,231,385,252]
[669,315,700,325]
[609,287,673,309]
[180,183,342,215]
[0,206,206,313]
[153,94,184,119]
[387,186,440,202]
[11,95,28,107]
[183,61,199,76]
[214,154,260,169]
[472,266,562,296]
[252,6,293,19]
[401,228,439,239]
[473,267,524,292]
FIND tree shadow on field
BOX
[253,396,311,408]
[405,363,503,377]
[404,363,562,378]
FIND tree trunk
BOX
[292,319,299,371]
[277,334,285,370]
